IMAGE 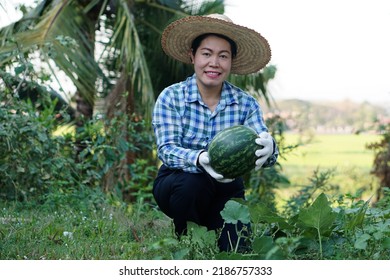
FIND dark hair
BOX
[191,33,237,58]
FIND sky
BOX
[1,0,390,103]
[225,0,390,103]
[0,0,27,27]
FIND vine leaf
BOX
[354,233,371,250]
[186,222,216,249]
[298,193,337,235]
[298,193,337,259]
[249,203,293,230]
[221,200,251,225]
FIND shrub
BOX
[366,123,390,200]
[75,114,157,202]
[0,89,157,203]
[0,93,77,201]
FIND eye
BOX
[220,53,230,59]
[202,52,211,57]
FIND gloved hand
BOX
[198,152,234,183]
[255,131,274,170]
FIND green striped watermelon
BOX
[208,125,260,179]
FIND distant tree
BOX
[366,123,390,201]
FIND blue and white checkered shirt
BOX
[152,74,278,173]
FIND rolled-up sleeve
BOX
[152,88,202,172]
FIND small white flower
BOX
[63,231,73,239]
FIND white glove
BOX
[254,131,274,170]
[198,152,234,183]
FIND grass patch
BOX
[281,133,380,168]
[0,193,172,260]
[1,176,389,260]
[1,134,387,260]
[276,133,381,203]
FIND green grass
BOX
[2,188,389,260]
[0,133,386,260]
[276,133,381,202]
[0,194,173,260]
[281,133,380,168]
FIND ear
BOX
[189,49,194,64]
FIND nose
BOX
[209,56,219,67]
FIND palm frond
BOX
[0,0,103,104]
[228,65,277,106]
[106,1,155,119]
[183,0,224,15]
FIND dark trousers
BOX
[153,165,249,251]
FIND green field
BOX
[281,133,380,168]
[276,133,381,201]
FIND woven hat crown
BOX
[161,14,271,75]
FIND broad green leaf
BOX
[382,237,390,249]
[354,233,371,250]
[252,236,274,255]
[252,236,284,260]
[298,193,337,235]
[221,200,251,225]
[187,222,216,249]
[249,203,293,230]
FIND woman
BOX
[152,14,278,251]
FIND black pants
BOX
[153,165,249,251]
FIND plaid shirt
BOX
[152,74,278,173]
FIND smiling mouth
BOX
[205,71,221,77]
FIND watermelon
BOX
[208,125,261,178]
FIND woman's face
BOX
[190,35,232,91]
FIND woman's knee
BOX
[153,168,215,215]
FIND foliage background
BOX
[0,0,389,260]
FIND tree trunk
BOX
[74,1,104,158]
[103,69,136,196]
[74,90,94,156]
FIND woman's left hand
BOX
[254,132,274,170]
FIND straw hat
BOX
[161,14,271,75]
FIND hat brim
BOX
[161,16,271,75]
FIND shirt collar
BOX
[184,74,239,105]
